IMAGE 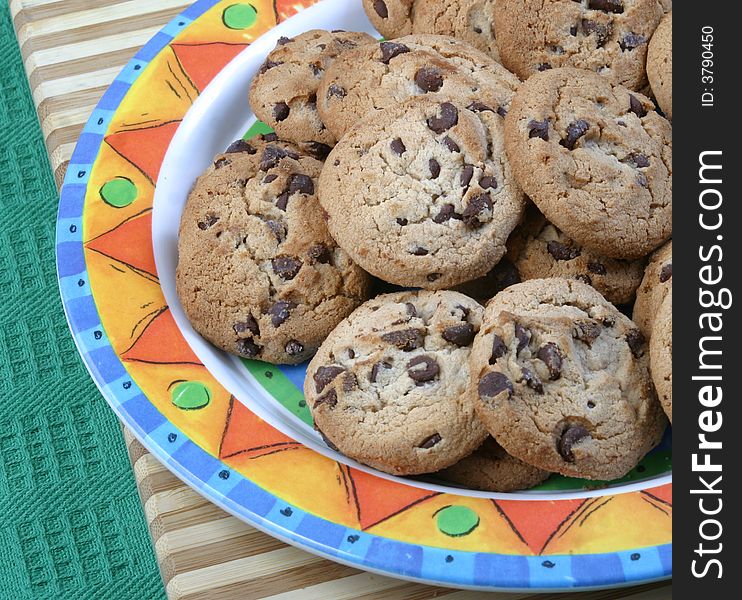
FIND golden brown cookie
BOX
[647,11,672,120]
[650,289,672,423]
[633,239,672,337]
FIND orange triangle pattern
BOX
[275,0,307,20]
[642,483,672,506]
[494,498,586,555]
[346,468,439,530]
[86,210,157,277]
[172,43,249,92]
[105,121,181,183]
[219,397,300,459]
[122,308,201,365]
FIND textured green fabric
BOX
[0,7,165,599]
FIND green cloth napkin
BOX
[0,6,165,599]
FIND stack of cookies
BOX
[177,0,673,491]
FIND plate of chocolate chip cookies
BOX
[58,0,673,591]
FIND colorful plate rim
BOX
[55,0,672,590]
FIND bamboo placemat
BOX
[13,0,672,597]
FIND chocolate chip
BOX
[415,67,444,92]
[406,303,418,317]
[515,324,531,354]
[275,192,289,211]
[285,340,304,356]
[629,95,647,118]
[315,388,338,408]
[427,103,459,134]
[265,220,286,242]
[588,260,607,275]
[327,84,347,99]
[442,136,460,152]
[373,0,389,18]
[547,240,581,261]
[620,33,646,51]
[260,145,298,171]
[277,36,292,45]
[575,274,593,285]
[433,204,462,223]
[407,355,440,384]
[261,133,279,142]
[558,424,590,462]
[226,139,256,154]
[467,101,494,113]
[537,343,563,380]
[308,244,332,264]
[236,338,261,357]
[637,173,649,188]
[573,320,601,345]
[443,324,476,347]
[263,174,278,184]
[272,256,302,280]
[570,24,578,36]
[528,119,549,141]
[234,315,260,336]
[490,335,507,364]
[259,60,282,74]
[419,433,442,449]
[314,366,345,393]
[214,157,230,169]
[273,102,290,122]
[381,328,425,351]
[497,106,508,118]
[626,153,650,168]
[390,138,407,156]
[660,263,673,283]
[522,368,544,394]
[427,273,442,282]
[581,19,612,46]
[462,193,493,228]
[429,159,441,179]
[268,300,296,327]
[289,174,314,195]
[343,372,358,392]
[460,165,474,187]
[479,176,498,190]
[588,0,624,13]
[537,63,552,71]
[626,329,646,358]
[370,361,392,383]
[560,119,590,150]
[396,218,409,226]
[305,142,332,159]
[379,41,410,64]
[198,214,219,230]
[478,372,513,399]
[411,247,429,256]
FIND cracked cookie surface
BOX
[494,0,663,90]
[249,30,376,157]
[305,291,488,475]
[650,289,672,423]
[509,203,646,304]
[319,98,526,290]
[176,136,371,365]
[504,67,672,260]
[632,239,671,337]
[647,11,672,120]
[436,437,550,491]
[317,34,520,140]
[471,278,667,480]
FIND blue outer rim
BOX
[55,0,672,590]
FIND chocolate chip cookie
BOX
[647,11,672,120]
[633,239,672,337]
[176,136,371,365]
[249,30,376,157]
[363,0,415,39]
[436,437,550,491]
[650,289,672,423]
[504,67,672,260]
[317,34,520,140]
[319,98,526,289]
[305,291,488,475]
[494,0,663,90]
[471,278,667,480]
[510,203,646,304]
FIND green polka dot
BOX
[171,381,211,410]
[100,177,137,208]
[223,3,258,29]
[436,505,480,537]
[244,120,274,139]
